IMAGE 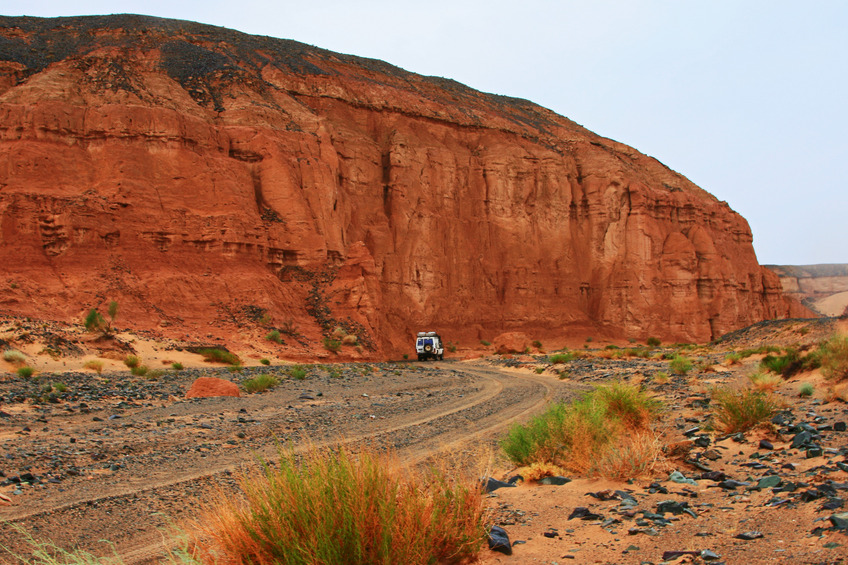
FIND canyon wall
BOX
[0,15,809,356]
[766,264,848,317]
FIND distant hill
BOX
[765,264,848,317]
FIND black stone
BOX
[758,439,774,450]
[483,477,516,493]
[487,525,512,555]
[735,531,764,540]
[538,475,571,486]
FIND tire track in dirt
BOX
[2,362,572,563]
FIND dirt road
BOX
[0,360,580,563]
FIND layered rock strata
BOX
[0,15,809,356]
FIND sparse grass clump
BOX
[323,337,342,354]
[289,365,307,380]
[549,352,577,364]
[198,348,241,365]
[709,387,780,434]
[748,371,783,392]
[3,349,27,365]
[669,355,692,375]
[341,334,358,346]
[83,360,104,374]
[653,371,670,384]
[820,334,848,382]
[760,349,798,374]
[646,337,661,347]
[798,382,815,397]
[172,362,184,371]
[535,367,545,374]
[130,365,148,377]
[17,366,35,379]
[531,340,543,349]
[123,355,140,369]
[500,383,662,479]
[187,446,486,565]
[242,374,280,393]
[480,340,491,347]
[265,330,282,344]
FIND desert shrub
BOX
[820,334,848,382]
[243,374,280,393]
[130,365,148,377]
[709,387,780,434]
[227,365,243,373]
[653,371,670,384]
[549,352,577,364]
[83,308,106,333]
[341,334,358,346]
[172,362,184,371]
[146,369,165,380]
[500,383,662,479]
[187,446,486,565]
[760,349,798,374]
[646,337,661,347]
[725,352,743,365]
[517,461,567,482]
[531,340,543,349]
[447,342,457,353]
[265,330,282,344]
[748,371,783,392]
[535,367,545,374]
[83,360,104,374]
[198,348,241,365]
[669,355,692,375]
[123,355,140,369]
[259,358,270,366]
[52,382,67,393]
[480,340,491,347]
[798,382,814,397]
[17,366,35,379]
[0,523,130,564]
[289,365,307,380]
[3,349,27,365]
[604,344,619,350]
[323,337,342,353]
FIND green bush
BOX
[531,340,543,349]
[323,337,342,353]
[480,340,491,347]
[123,355,140,369]
[52,382,67,393]
[289,365,307,380]
[710,387,779,433]
[17,366,35,379]
[243,374,280,393]
[259,358,270,366]
[189,446,486,565]
[669,355,692,375]
[760,349,798,374]
[798,382,814,397]
[549,352,577,364]
[266,330,282,344]
[146,369,165,380]
[171,362,184,371]
[646,337,661,347]
[227,364,243,373]
[130,365,148,377]
[198,348,241,365]
[500,382,661,478]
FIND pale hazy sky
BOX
[10,1,848,265]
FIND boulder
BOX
[493,332,530,355]
[185,377,240,399]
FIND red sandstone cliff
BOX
[0,15,810,356]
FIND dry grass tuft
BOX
[187,446,486,565]
[748,371,783,392]
[517,462,567,482]
[500,382,662,480]
[709,386,781,434]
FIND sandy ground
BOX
[1,315,847,564]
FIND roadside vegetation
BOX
[187,446,487,565]
[500,382,663,480]
[708,386,780,434]
[242,373,279,393]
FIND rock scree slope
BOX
[0,15,809,357]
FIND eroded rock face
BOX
[766,265,848,317]
[0,16,811,357]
